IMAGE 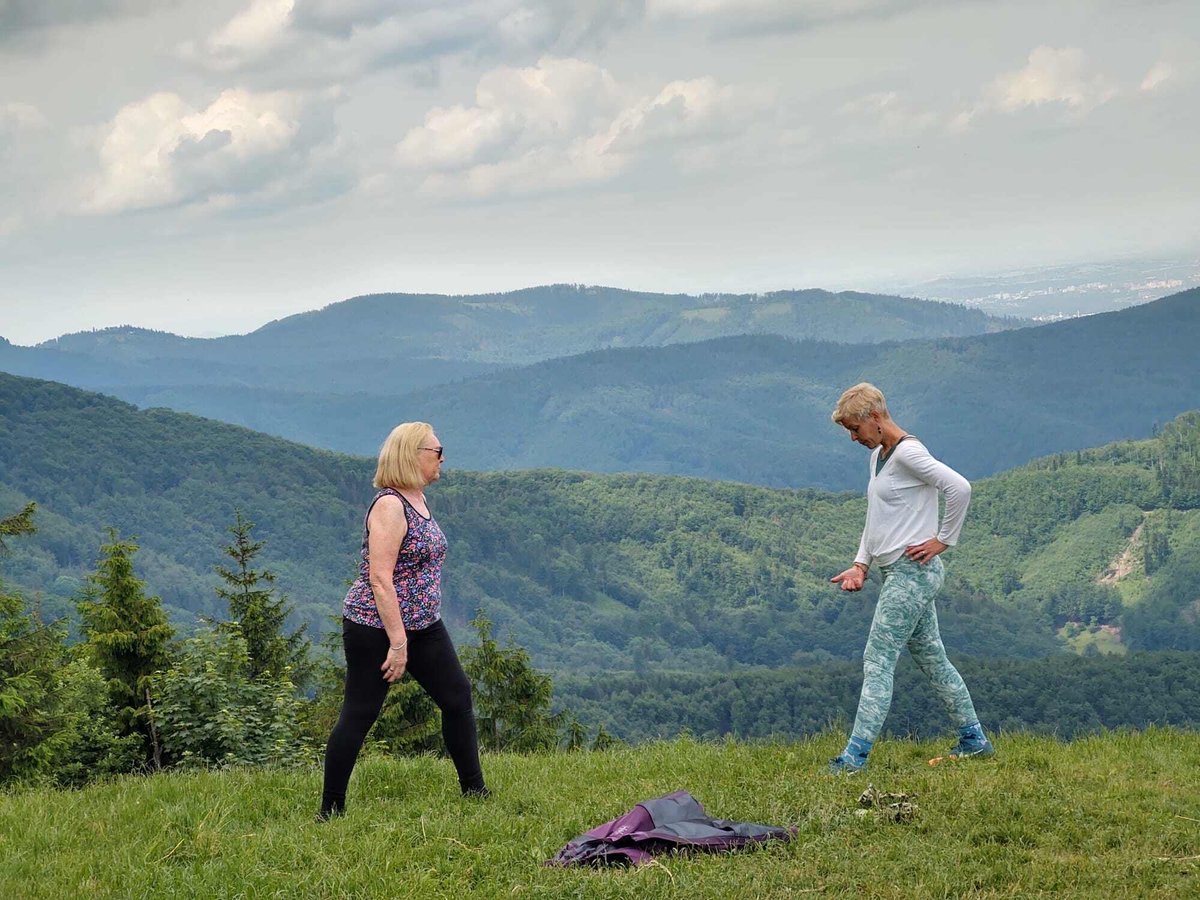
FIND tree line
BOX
[6,491,1200,789]
[555,651,1200,743]
[0,505,606,790]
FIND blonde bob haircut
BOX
[832,382,888,425]
[374,421,434,490]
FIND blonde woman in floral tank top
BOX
[319,422,487,820]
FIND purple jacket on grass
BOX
[547,790,793,867]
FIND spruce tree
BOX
[0,505,58,783]
[0,502,35,552]
[215,511,311,687]
[461,611,563,752]
[78,531,174,767]
[563,714,587,752]
[591,723,617,751]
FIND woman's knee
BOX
[862,650,897,681]
[908,637,949,670]
[436,675,475,717]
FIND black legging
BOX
[321,618,485,815]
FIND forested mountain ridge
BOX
[31,284,1013,364]
[14,287,1192,488]
[381,286,1200,489]
[0,287,1014,444]
[0,328,499,396]
[3,372,1198,677]
[0,286,1010,399]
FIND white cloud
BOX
[82,87,342,215]
[606,77,755,149]
[397,56,624,175]
[1140,61,1173,92]
[839,91,940,137]
[396,105,521,172]
[208,0,294,55]
[178,0,296,71]
[988,46,1116,113]
[931,46,1126,134]
[474,54,623,134]
[395,57,767,198]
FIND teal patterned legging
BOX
[851,555,979,743]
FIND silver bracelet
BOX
[390,640,407,651]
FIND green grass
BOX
[1060,624,1128,656]
[3,730,1198,898]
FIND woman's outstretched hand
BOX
[831,565,867,592]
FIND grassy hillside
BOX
[1,730,1197,898]
[3,372,1199,677]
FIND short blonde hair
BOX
[374,422,434,490]
[832,382,888,425]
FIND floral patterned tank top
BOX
[342,488,446,630]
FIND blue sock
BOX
[844,735,873,761]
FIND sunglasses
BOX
[420,445,444,460]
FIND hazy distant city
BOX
[894,256,1200,320]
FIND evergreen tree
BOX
[371,677,442,756]
[2,510,137,785]
[563,715,587,752]
[0,502,35,552]
[78,531,174,768]
[215,511,311,687]
[0,585,67,783]
[461,611,564,752]
[591,724,617,751]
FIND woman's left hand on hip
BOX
[905,538,947,565]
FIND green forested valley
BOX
[3,370,1200,684]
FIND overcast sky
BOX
[1,0,1197,344]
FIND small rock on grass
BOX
[854,784,917,823]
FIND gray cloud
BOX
[0,0,167,42]
[179,0,643,82]
[646,0,955,38]
[294,0,642,52]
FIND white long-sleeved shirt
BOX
[854,437,971,569]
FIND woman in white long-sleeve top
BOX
[827,382,994,773]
